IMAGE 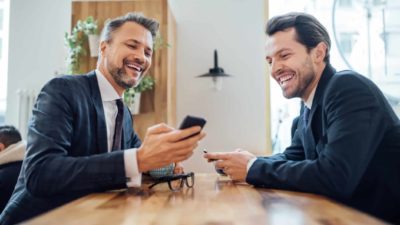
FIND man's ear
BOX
[99,40,108,57]
[0,143,5,151]
[313,42,327,63]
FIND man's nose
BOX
[270,60,283,77]
[133,49,146,64]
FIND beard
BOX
[282,57,316,99]
[107,60,142,90]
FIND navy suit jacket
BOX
[247,65,400,223]
[0,162,22,213]
[0,71,141,224]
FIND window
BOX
[0,8,3,30]
[0,0,7,125]
[338,32,358,57]
[0,38,2,59]
[338,0,353,8]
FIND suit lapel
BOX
[304,64,336,159]
[87,71,108,154]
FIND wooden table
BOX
[25,173,387,225]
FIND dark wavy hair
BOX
[266,12,331,63]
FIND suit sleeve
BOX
[247,75,387,199]
[24,78,127,197]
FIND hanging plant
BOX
[64,16,98,74]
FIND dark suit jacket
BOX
[247,65,400,223]
[0,162,22,212]
[0,71,141,224]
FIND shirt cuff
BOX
[247,157,258,172]
[124,148,142,187]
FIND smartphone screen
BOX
[179,115,206,139]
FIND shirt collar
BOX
[304,86,316,109]
[95,69,121,102]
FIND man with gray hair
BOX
[0,12,205,224]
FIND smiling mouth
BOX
[125,63,143,73]
[278,73,295,86]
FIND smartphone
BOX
[179,115,206,139]
[179,115,206,130]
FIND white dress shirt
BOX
[96,69,142,187]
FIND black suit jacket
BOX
[0,162,22,213]
[247,65,400,223]
[0,71,141,224]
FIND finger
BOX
[173,151,194,162]
[224,167,231,175]
[169,135,200,150]
[214,159,229,169]
[167,126,202,142]
[174,165,184,174]
[147,123,174,135]
[204,152,230,161]
[198,131,207,141]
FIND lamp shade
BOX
[197,50,232,78]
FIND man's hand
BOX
[137,123,206,172]
[174,162,184,174]
[203,149,256,182]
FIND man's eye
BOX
[127,44,136,49]
[281,54,290,59]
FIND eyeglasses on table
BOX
[148,172,195,191]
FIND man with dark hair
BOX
[0,12,205,224]
[0,126,25,212]
[0,126,22,149]
[205,12,400,223]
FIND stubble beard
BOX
[283,57,315,99]
[109,63,140,90]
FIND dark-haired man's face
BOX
[99,22,153,95]
[265,28,320,101]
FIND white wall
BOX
[169,0,267,172]
[5,0,70,135]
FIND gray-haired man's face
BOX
[99,22,153,94]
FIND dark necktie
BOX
[112,99,124,151]
[303,106,311,127]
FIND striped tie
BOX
[303,107,310,127]
[112,99,124,151]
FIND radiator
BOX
[16,89,36,138]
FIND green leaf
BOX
[64,16,99,74]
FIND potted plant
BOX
[124,76,155,114]
[64,16,98,74]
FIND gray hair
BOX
[100,12,159,42]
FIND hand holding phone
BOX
[179,115,206,139]
[203,150,226,175]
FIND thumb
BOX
[147,123,174,135]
